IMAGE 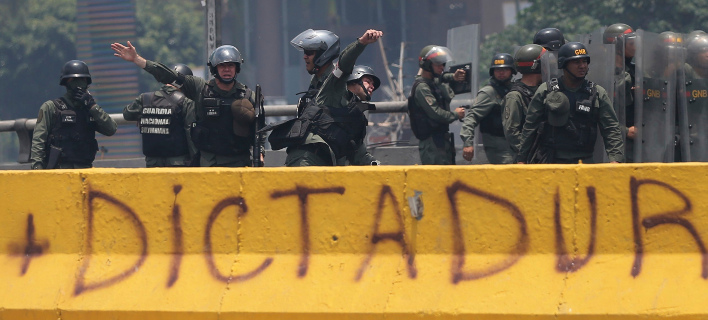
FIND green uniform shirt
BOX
[123,84,197,166]
[30,91,117,168]
[503,83,539,153]
[517,79,625,162]
[460,78,511,147]
[412,74,459,126]
[143,61,258,167]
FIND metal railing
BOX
[0,100,473,163]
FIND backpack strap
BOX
[141,92,155,109]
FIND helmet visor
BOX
[290,29,327,51]
[425,46,454,66]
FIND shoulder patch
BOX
[37,111,43,123]
[425,95,436,106]
[504,105,510,119]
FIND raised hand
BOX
[358,29,384,45]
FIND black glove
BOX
[31,162,44,170]
[74,88,96,108]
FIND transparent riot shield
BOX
[634,30,680,162]
[582,28,617,163]
[540,50,561,83]
[446,24,480,162]
[679,49,708,161]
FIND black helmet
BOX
[557,42,591,69]
[347,65,381,91]
[172,64,193,76]
[290,29,340,71]
[514,44,546,74]
[419,45,453,73]
[603,23,634,44]
[207,45,243,82]
[488,53,516,76]
[533,28,565,51]
[59,60,92,86]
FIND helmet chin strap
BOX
[357,80,371,101]
[215,73,235,84]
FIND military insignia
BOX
[504,106,510,119]
[425,96,435,106]
[37,112,43,123]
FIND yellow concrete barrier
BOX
[1,164,708,319]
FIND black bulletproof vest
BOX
[191,84,252,155]
[50,98,98,164]
[300,93,371,159]
[139,90,189,157]
[542,79,600,153]
[479,81,509,137]
[407,78,451,140]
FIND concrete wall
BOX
[2,164,707,319]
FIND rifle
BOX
[252,85,266,167]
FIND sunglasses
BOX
[304,50,317,56]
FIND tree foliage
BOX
[478,0,708,82]
[134,0,205,92]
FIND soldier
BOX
[686,35,708,79]
[534,28,565,82]
[123,64,197,167]
[503,44,545,153]
[603,23,636,162]
[407,45,467,165]
[271,29,383,166]
[30,60,117,169]
[460,53,516,164]
[112,42,261,167]
[679,34,708,161]
[517,42,624,164]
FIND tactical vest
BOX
[296,88,319,118]
[190,84,252,155]
[478,82,509,137]
[407,79,450,140]
[139,90,189,157]
[299,93,371,159]
[49,97,98,165]
[541,79,600,154]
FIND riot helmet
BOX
[687,35,708,68]
[488,53,516,77]
[290,29,340,72]
[686,30,707,47]
[603,23,635,44]
[347,65,380,101]
[558,42,591,69]
[533,28,565,51]
[514,44,546,74]
[172,64,193,76]
[659,31,683,48]
[419,45,453,74]
[59,60,92,86]
[207,45,243,84]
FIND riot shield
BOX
[540,51,561,83]
[633,30,681,162]
[446,24,480,162]
[679,51,708,161]
[582,28,617,163]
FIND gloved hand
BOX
[74,88,96,108]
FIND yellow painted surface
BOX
[1,164,708,319]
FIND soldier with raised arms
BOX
[111,41,261,167]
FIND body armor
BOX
[541,79,600,153]
[190,84,252,155]
[408,78,451,140]
[478,82,509,137]
[49,98,98,165]
[139,90,189,157]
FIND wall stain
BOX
[7,214,50,276]
[271,185,345,278]
[447,181,529,284]
[204,196,273,283]
[555,186,598,272]
[630,177,708,278]
[355,185,417,281]
[167,185,183,288]
[74,189,148,296]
